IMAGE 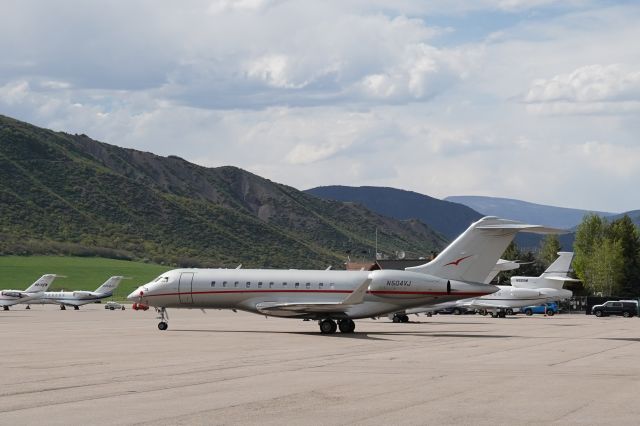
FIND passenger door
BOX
[178,272,194,304]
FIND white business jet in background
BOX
[391,258,521,322]
[403,252,577,319]
[22,276,125,310]
[128,217,562,333]
[0,274,59,310]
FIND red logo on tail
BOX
[444,255,473,267]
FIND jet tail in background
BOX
[541,252,575,279]
[484,259,521,284]
[24,274,59,293]
[406,217,564,284]
[94,276,124,294]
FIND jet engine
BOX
[367,270,449,299]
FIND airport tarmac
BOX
[1,306,639,425]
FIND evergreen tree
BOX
[608,215,640,297]
[573,214,606,287]
[539,234,562,269]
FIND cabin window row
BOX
[210,281,334,289]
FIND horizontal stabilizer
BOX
[545,276,580,282]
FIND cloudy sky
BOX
[2,0,639,213]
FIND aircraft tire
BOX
[401,314,410,323]
[319,319,337,334]
[3,306,9,311]
[392,315,401,323]
[26,305,31,310]
[74,306,79,310]
[60,305,66,310]
[158,321,168,331]
[338,319,355,333]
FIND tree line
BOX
[497,215,640,297]
[573,215,640,297]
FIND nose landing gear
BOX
[156,307,169,331]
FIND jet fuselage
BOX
[129,268,497,320]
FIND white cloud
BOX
[525,64,640,108]
[1,1,640,212]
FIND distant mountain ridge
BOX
[305,186,483,239]
[445,195,616,229]
[0,115,446,268]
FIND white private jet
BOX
[390,258,521,322]
[128,217,562,333]
[22,276,125,310]
[1,274,59,310]
[404,252,577,319]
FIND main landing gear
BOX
[392,313,410,323]
[60,305,66,310]
[319,318,355,334]
[156,307,169,331]
[74,306,79,310]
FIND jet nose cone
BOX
[127,287,144,301]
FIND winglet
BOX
[341,278,371,305]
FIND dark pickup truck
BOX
[591,301,638,318]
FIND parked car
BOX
[521,302,559,316]
[591,300,638,318]
[104,301,125,311]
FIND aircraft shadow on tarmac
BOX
[172,329,518,341]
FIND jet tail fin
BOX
[94,276,125,294]
[541,252,575,278]
[406,217,565,283]
[24,274,59,292]
[484,259,521,284]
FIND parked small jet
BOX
[404,252,577,318]
[0,274,59,310]
[128,217,562,333]
[23,276,125,310]
[391,258,521,322]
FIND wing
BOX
[255,278,371,317]
[469,299,518,309]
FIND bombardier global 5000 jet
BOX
[128,217,562,333]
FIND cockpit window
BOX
[154,276,170,284]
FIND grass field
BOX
[0,256,170,300]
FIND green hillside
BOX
[0,115,447,268]
[0,256,168,300]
